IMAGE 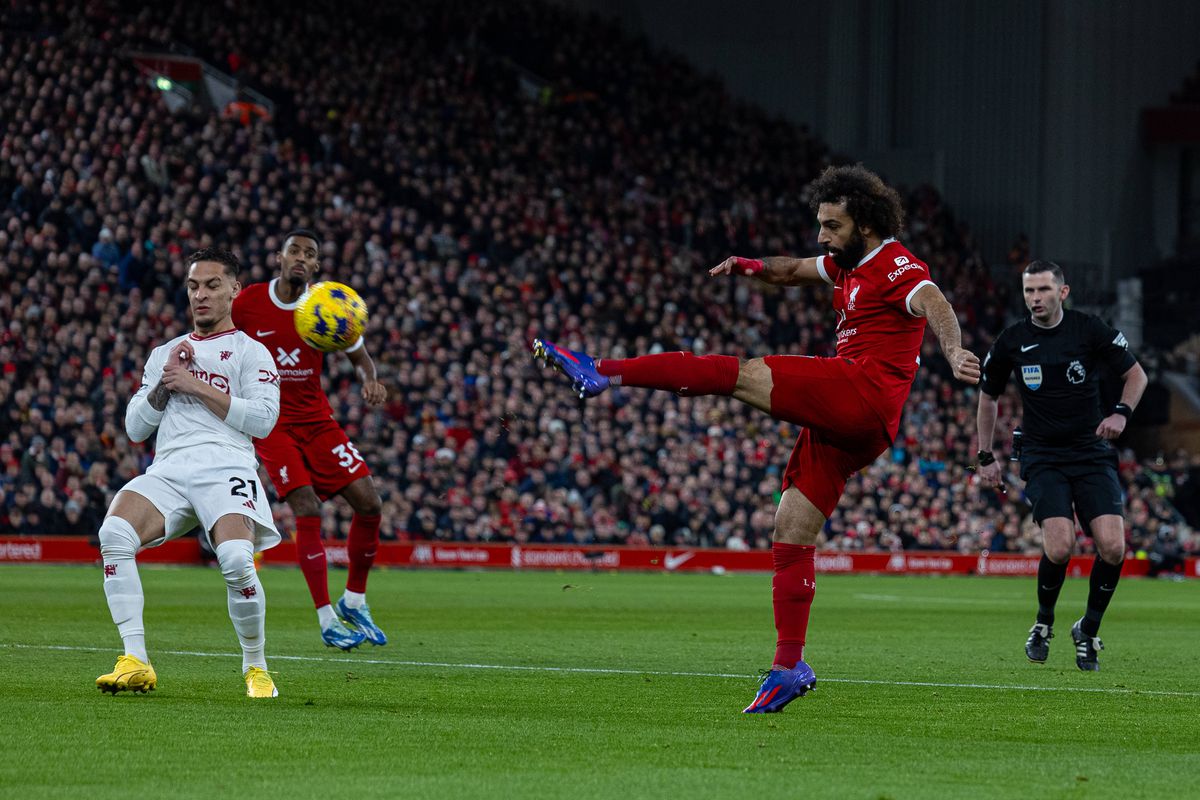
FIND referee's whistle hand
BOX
[1096,414,1126,440]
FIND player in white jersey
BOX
[95,248,283,699]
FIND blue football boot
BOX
[743,661,817,713]
[336,597,388,646]
[531,338,610,399]
[321,618,366,650]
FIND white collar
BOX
[268,277,304,310]
[856,237,896,268]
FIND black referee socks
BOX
[1082,557,1124,637]
[1036,553,1069,626]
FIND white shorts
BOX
[119,446,281,552]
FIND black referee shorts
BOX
[1021,450,1125,525]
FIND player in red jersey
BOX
[533,165,981,712]
[232,230,389,650]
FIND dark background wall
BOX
[557,0,1200,284]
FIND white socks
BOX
[216,539,267,673]
[99,516,148,662]
[316,604,337,629]
[101,522,268,674]
[317,592,366,629]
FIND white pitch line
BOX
[3,641,1197,698]
[854,593,1018,605]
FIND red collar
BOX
[189,328,239,341]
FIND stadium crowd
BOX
[1,0,1196,565]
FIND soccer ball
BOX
[294,281,368,352]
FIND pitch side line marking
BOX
[854,593,1200,610]
[3,642,1197,698]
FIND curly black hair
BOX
[808,164,905,239]
[186,247,241,278]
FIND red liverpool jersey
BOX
[232,279,362,424]
[817,238,935,435]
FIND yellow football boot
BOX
[96,654,157,694]
[244,667,278,698]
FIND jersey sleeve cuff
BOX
[904,279,936,316]
[816,255,833,285]
[345,336,365,353]
[138,400,165,426]
[224,395,248,431]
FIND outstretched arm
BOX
[909,284,980,384]
[709,256,829,287]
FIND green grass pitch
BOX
[2,564,1197,799]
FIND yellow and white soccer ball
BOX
[294,281,368,352]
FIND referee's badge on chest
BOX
[1021,364,1043,390]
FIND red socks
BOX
[294,515,330,608]
[771,543,816,669]
[597,352,738,396]
[295,513,380,603]
[346,513,381,593]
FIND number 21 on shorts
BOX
[229,476,260,501]
[332,442,364,472]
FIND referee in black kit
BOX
[975,261,1147,671]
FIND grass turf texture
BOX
[2,565,1197,799]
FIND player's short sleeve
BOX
[1088,315,1137,374]
[815,255,839,286]
[979,328,1013,397]
[880,254,935,316]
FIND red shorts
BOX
[254,417,371,502]
[764,355,893,518]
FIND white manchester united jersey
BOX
[125,329,281,461]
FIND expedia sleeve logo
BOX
[887,258,924,282]
[1021,364,1042,390]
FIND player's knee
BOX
[1043,541,1072,563]
[773,515,820,546]
[286,489,321,518]
[355,496,383,518]
[98,516,140,560]
[774,528,819,546]
[1096,538,1125,565]
[215,539,257,588]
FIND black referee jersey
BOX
[980,308,1138,454]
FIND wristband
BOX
[732,256,764,276]
[977,450,996,466]
[1112,403,1132,420]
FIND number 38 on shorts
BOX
[253,419,372,502]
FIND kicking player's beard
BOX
[828,229,867,271]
